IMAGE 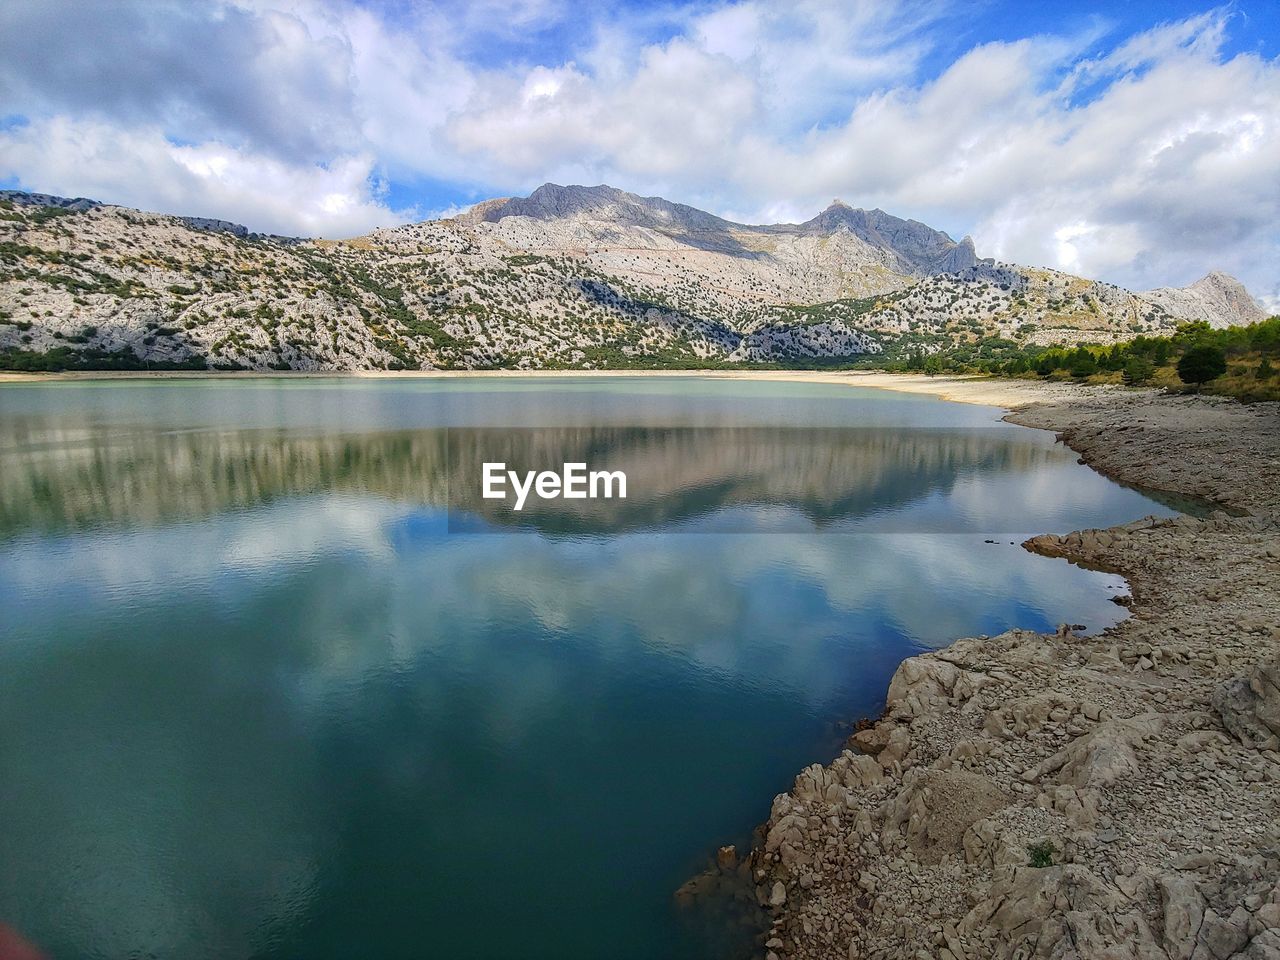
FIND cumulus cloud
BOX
[0,117,404,237]
[0,0,1275,301]
[0,0,361,163]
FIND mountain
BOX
[793,202,978,275]
[468,183,976,276]
[0,185,1267,371]
[470,183,741,232]
[1143,271,1268,329]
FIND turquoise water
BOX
[0,378,1177,960]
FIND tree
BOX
[1101,344,1128,371]
[1176,344,1227,389]
[1068,348,1098,379]
[1004,356,1028,376]
[1172,320,1216,357]
[1250,317,1280,354]
[1257,357,1275,380]
[1034,353,1059,377]
[1122,356,1155,386]
[923,354,943,377]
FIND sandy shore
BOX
[694,387,1280,960]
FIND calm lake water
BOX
[0,377,1179,960]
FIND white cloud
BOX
[0,1,1275,301]
[0,116,407,237]
[0,115,414,236]
[429,7,1278,298]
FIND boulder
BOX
[887,656,961,713]
[1193,906,1250,959]
[962,864,1121,950]
[716,844,737,872]
[879,725,912,769]
[1024,714,1163,788]
[1160,874,1206,960]
[1235,930,1280,959]
[1212,660,1280,751]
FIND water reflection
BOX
[0,420,1171,537]
[0,497,1138,960]
[0,380,1179,960]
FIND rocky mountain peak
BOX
[1191,270,1252,296]
[1144,270,1267,329]
[471,182,738,233]
[513,183,627,218]
[798,203,978,276]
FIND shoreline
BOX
[0,367,1147,411]
[718,386,1280,959]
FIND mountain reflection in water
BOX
[0,420,1179,536]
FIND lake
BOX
[0,376,1179,960]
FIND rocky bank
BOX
[703,389,1280,960]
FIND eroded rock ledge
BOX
[731,392,1280,960]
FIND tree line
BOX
[891,316,1280,397]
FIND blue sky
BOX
[0,1,1277,305]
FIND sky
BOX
[0,0,1277,306]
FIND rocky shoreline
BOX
[696,388,1280,960]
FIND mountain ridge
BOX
[468,183,743,233]
[464,184,980,279]
[0,185,1269,372]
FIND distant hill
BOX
[0,185,1267,371]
